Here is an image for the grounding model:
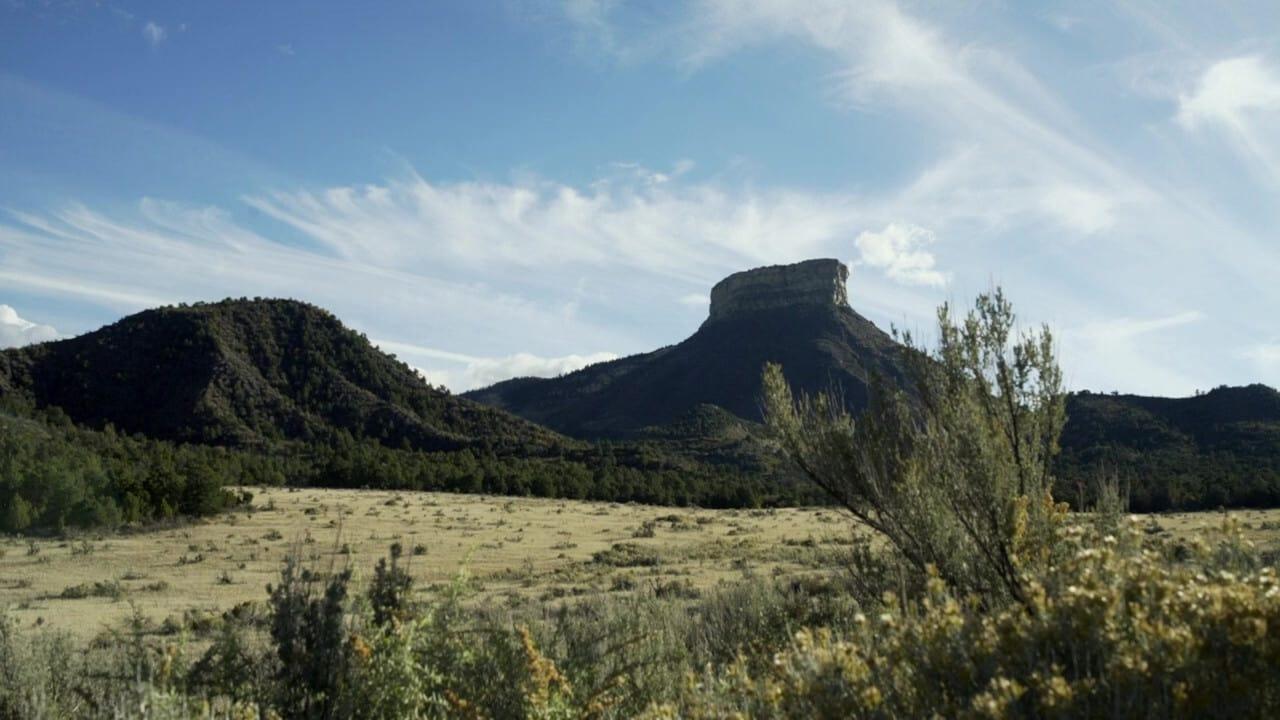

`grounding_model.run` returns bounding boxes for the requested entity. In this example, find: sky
[2,0,1279,395]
